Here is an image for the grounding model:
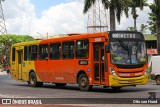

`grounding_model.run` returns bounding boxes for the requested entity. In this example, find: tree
[140,24,147,33]
[147,12,156,34]
[0,34,35,65]
[129,0,148,30]
[83,0,130,31]
[127,26,135,31]
[150,0,160,54]
[127,24,147,33]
